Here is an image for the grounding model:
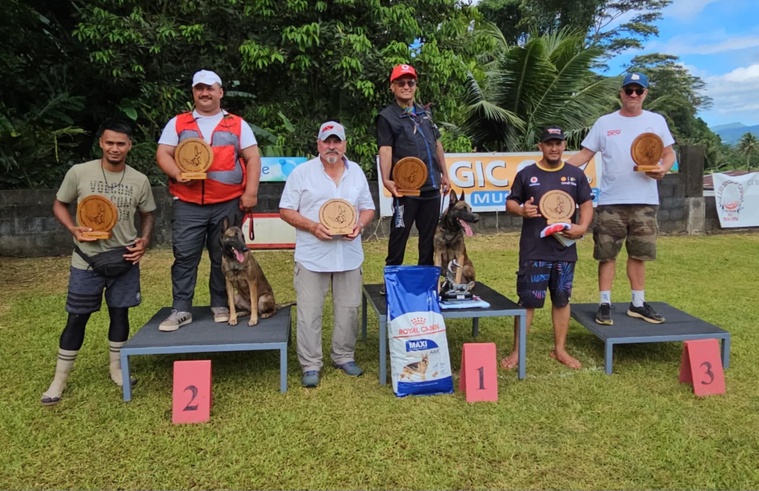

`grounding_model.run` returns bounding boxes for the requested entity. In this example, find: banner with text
[713,171,759,228]
[259,157,308,182]
[377,152,600,216]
